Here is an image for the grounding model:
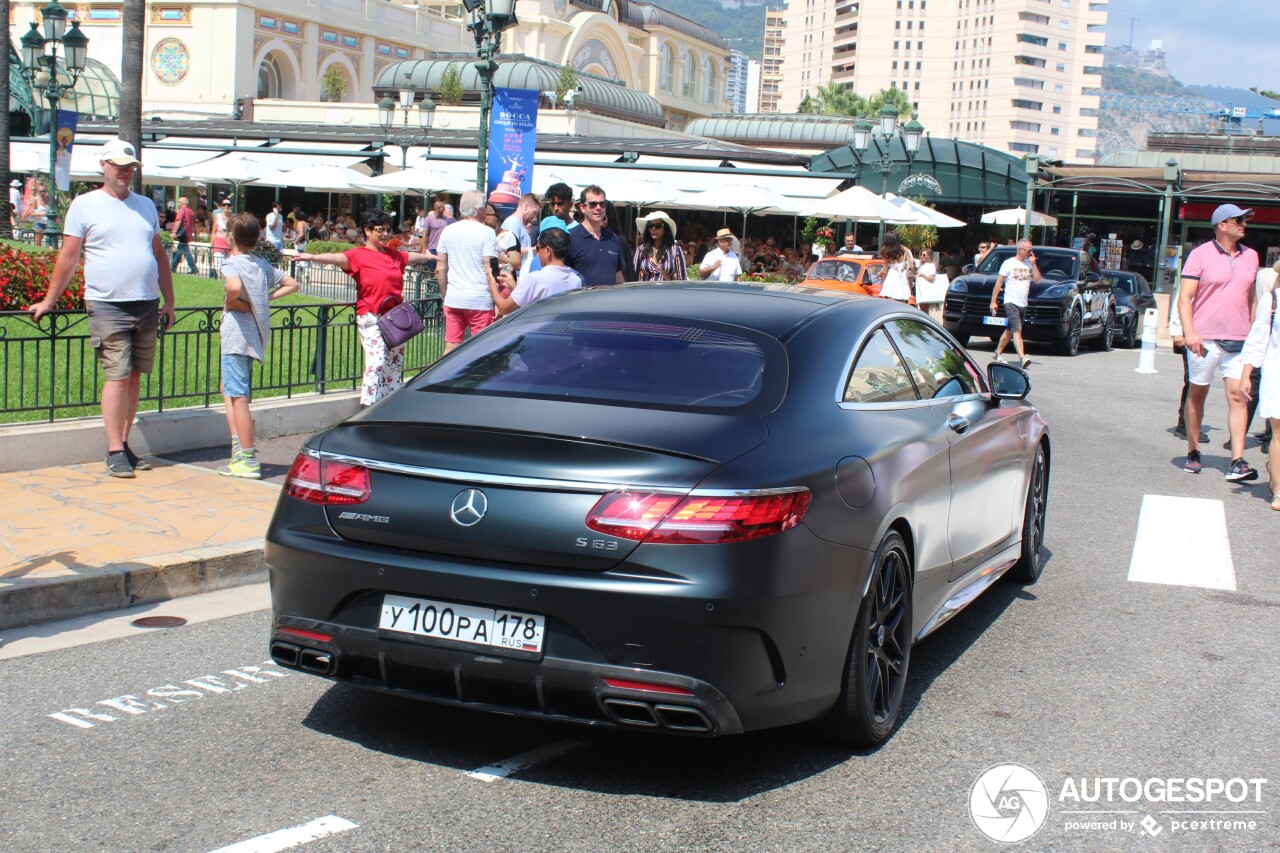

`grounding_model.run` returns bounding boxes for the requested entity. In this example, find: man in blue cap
[1177,203,1260,482]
